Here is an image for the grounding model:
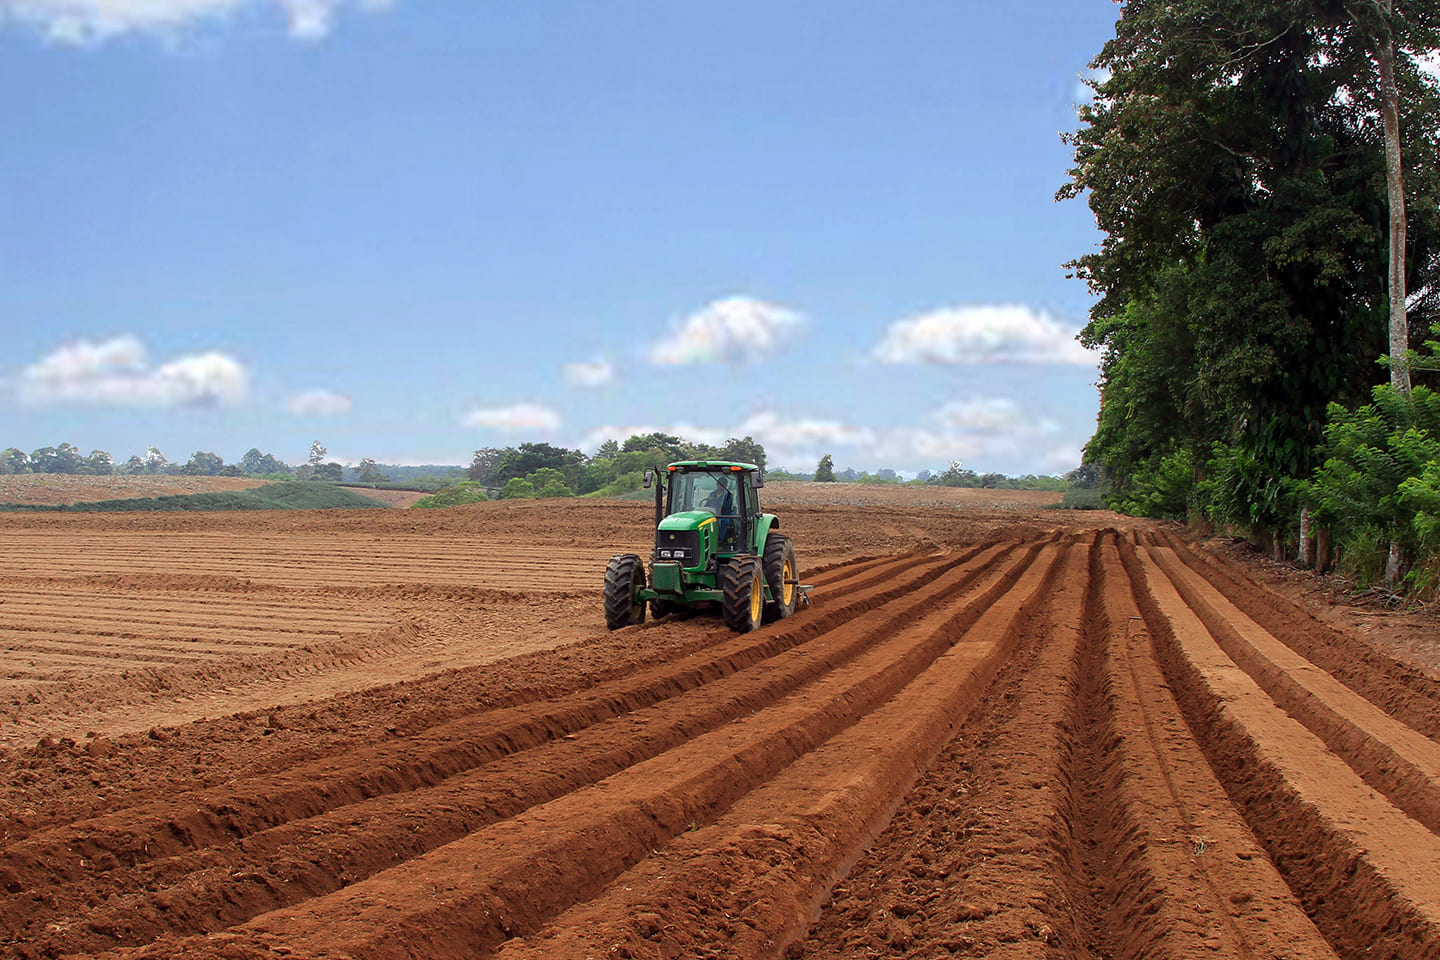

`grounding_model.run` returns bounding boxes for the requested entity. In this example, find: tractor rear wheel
[720,554,764,632]
[603,554,647,630]
[762,533,798,622]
